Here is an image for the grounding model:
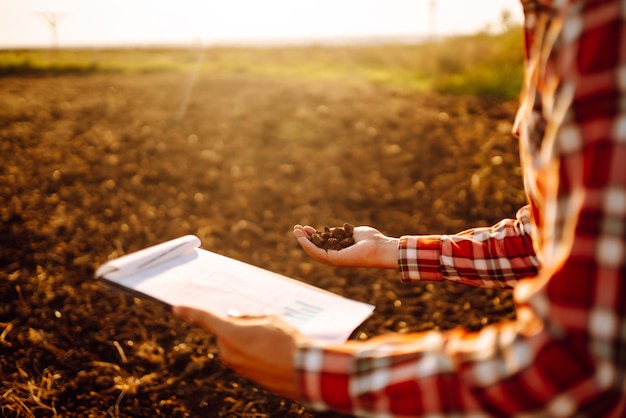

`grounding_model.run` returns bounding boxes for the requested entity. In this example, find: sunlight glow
[0,0,523,48]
